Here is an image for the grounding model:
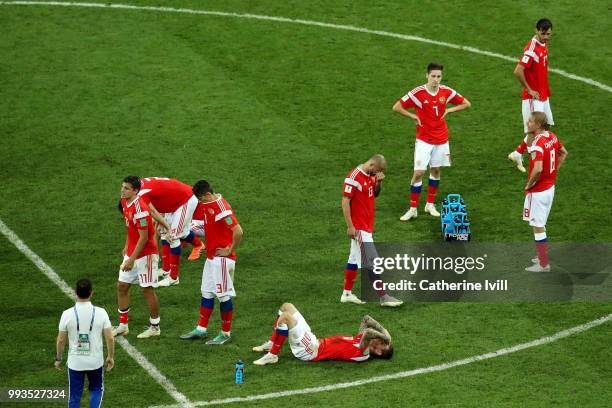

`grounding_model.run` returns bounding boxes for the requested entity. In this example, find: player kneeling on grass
[252,303,392,365]
[522,112,567,272]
